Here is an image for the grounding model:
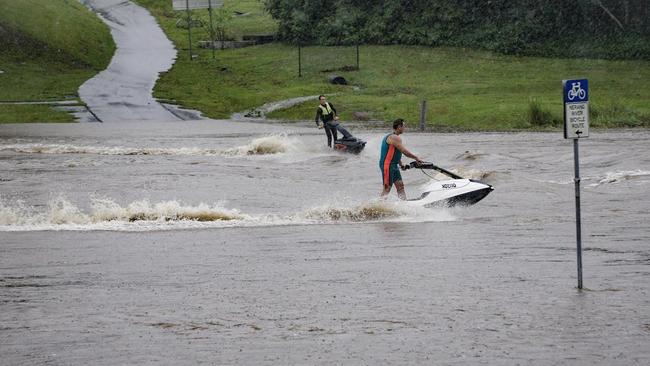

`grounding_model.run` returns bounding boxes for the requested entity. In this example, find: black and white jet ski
[326,123,366,154]
[403,161,493,207]
[334,136,366,154]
